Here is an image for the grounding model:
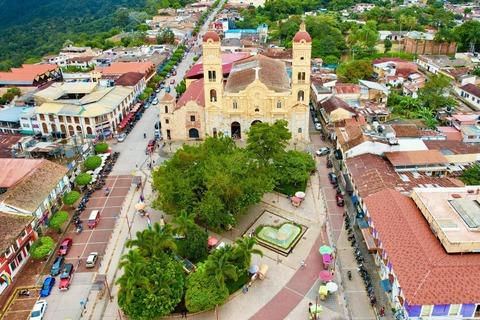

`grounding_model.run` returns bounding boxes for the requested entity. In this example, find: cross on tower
[253,66,262,80]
